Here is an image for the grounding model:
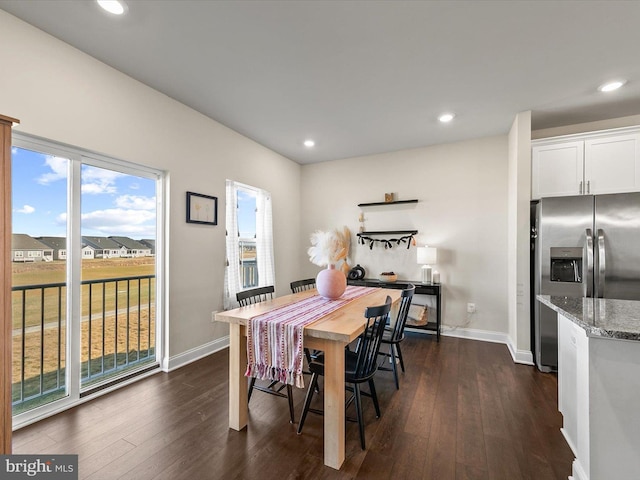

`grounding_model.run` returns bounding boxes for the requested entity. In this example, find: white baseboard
[166,336,229,372]
[169,327,534,374]
[572,459,588,480]
[441,326,534,366]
